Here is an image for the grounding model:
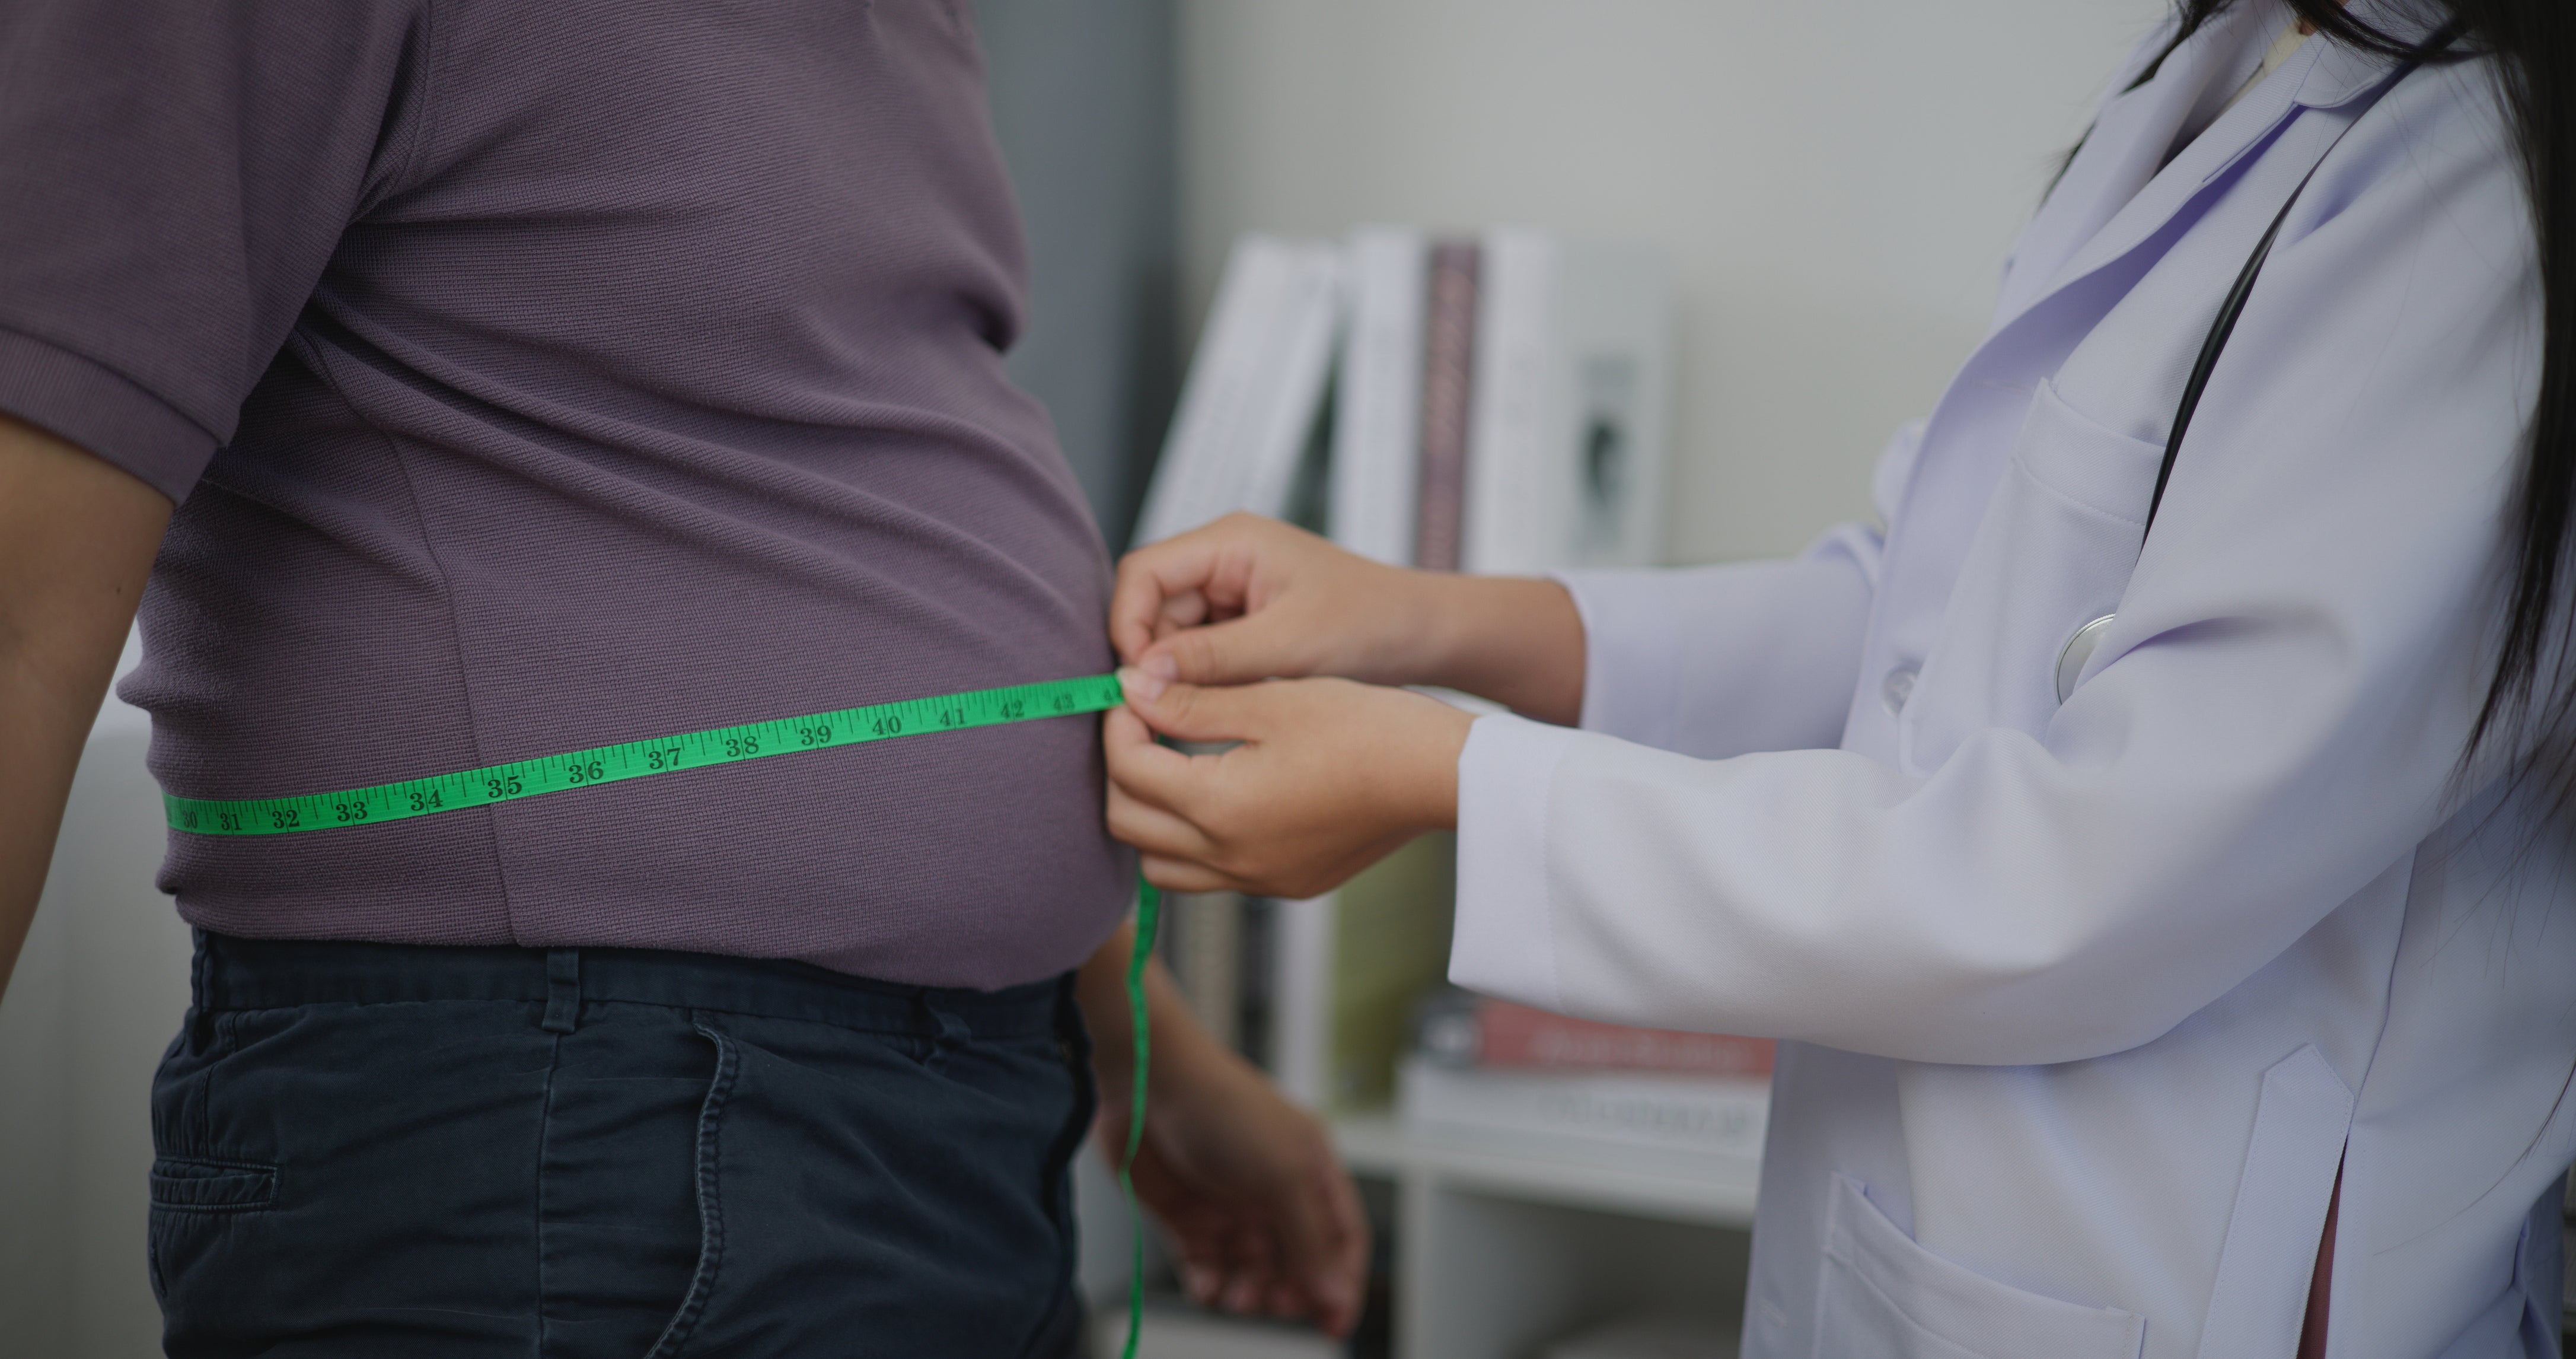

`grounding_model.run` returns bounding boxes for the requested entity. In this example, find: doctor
[1103,2,2575,1356]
